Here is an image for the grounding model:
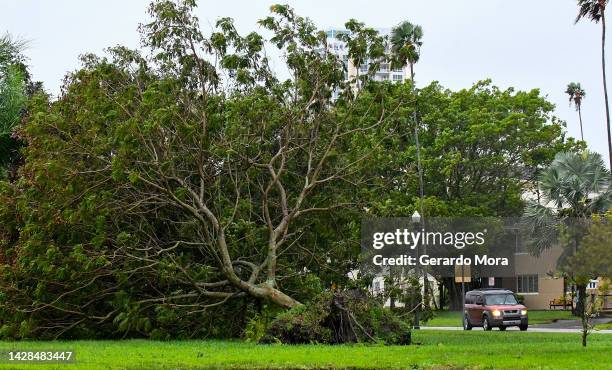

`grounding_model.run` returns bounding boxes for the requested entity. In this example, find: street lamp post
[461,264,465,329]
[412,210,421,329]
